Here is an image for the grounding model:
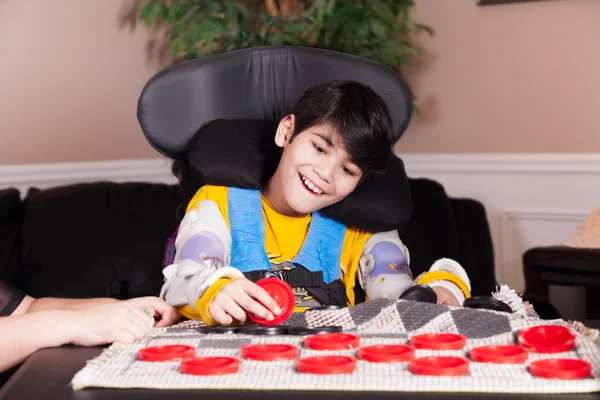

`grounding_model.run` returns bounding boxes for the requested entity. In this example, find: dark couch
[0,177,557,314]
